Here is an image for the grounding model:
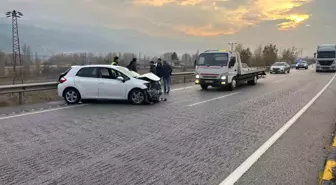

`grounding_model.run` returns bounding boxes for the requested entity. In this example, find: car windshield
[197,53,229,66]
[298,61,307,64]
[273,62,286,66]
[317,51,336,58]
[116,66,140,78]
